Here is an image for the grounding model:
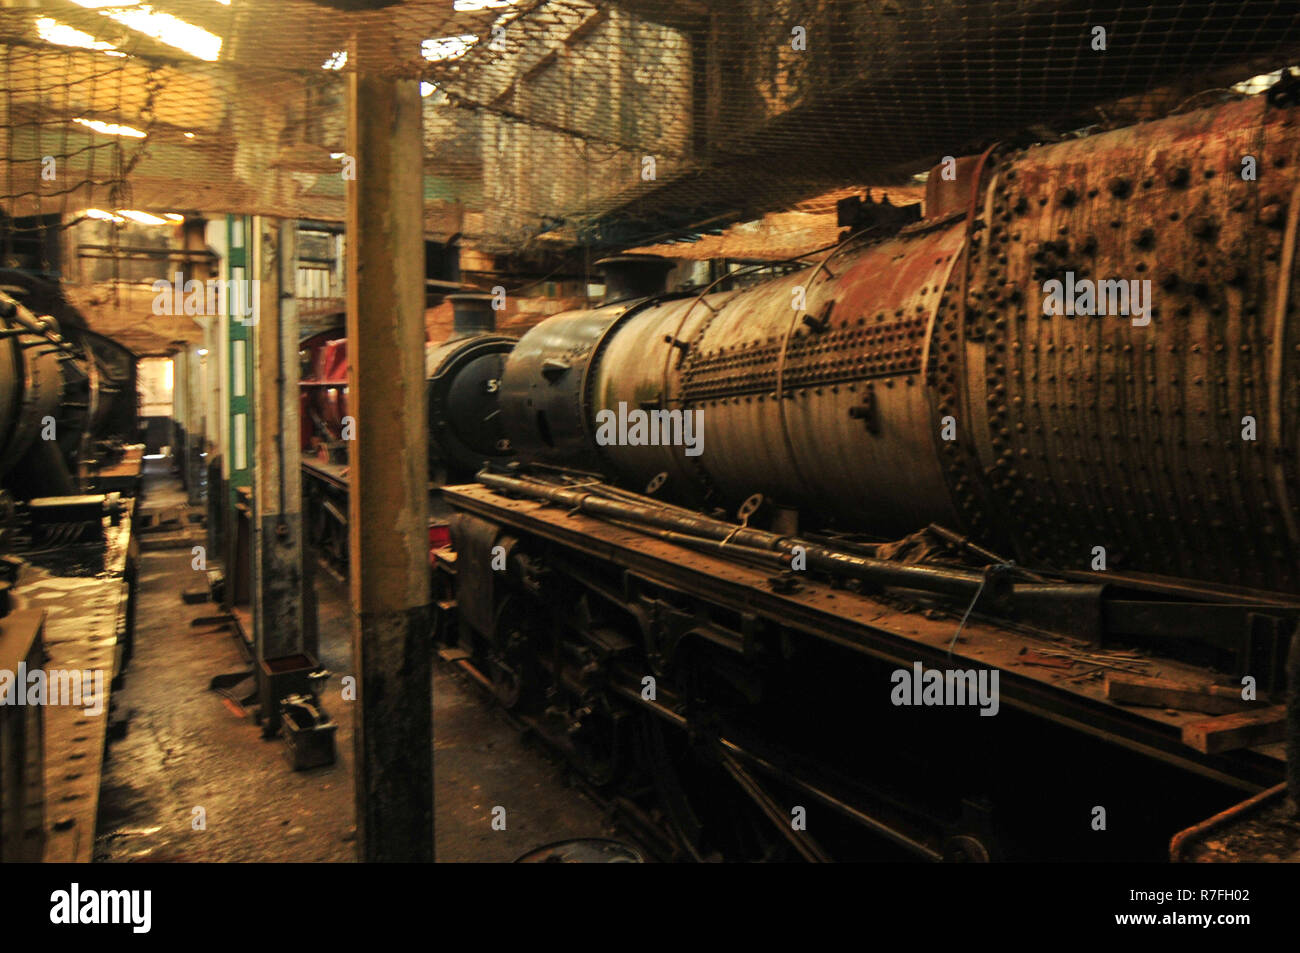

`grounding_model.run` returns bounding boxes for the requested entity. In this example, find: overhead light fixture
[183,131,196,139]
[81,208,180,225]
[422,35,476,62]
[420,82,436,97]
[77,4,223,62]
[1232,69,1287,96]
[322,50,347,71]
[35,17,125,56]
[197,348,209,357]
[117,209,169,225]
[73,117,147,138]
[329,151,345,159]
[454,0,518,11]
